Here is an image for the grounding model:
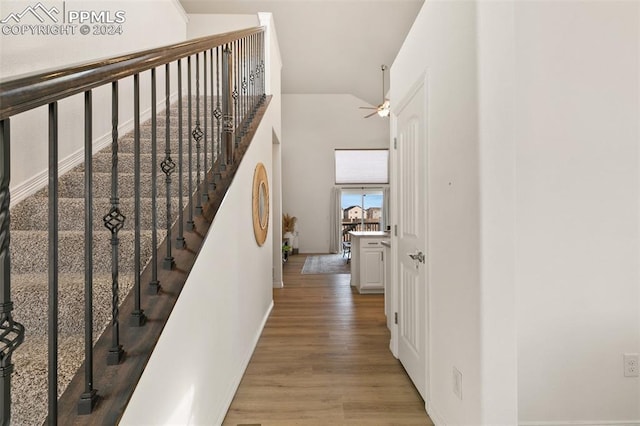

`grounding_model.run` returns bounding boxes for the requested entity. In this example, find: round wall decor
[252,162,269,246]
